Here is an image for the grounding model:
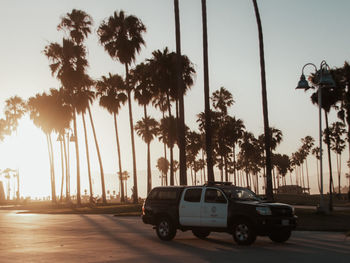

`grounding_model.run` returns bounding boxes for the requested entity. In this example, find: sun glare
[0,116,50,199]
